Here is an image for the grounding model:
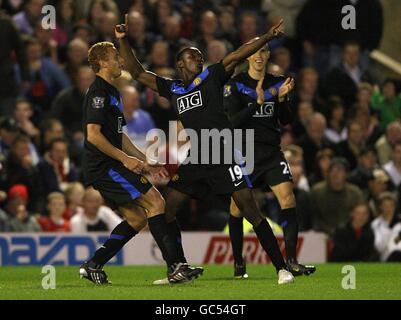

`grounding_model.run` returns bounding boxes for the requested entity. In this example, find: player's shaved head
[176,47,203,63]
